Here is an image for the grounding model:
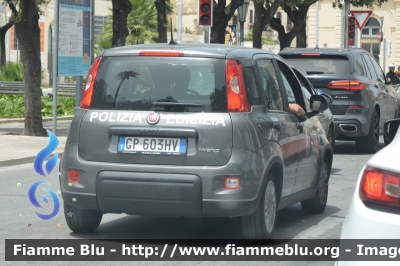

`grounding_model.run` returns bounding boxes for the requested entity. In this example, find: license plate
[315,89,322,95]
[118,137,187,155]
